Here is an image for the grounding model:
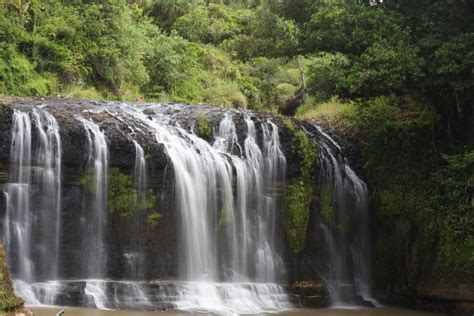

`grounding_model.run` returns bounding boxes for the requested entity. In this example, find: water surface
[30,307,444,316]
